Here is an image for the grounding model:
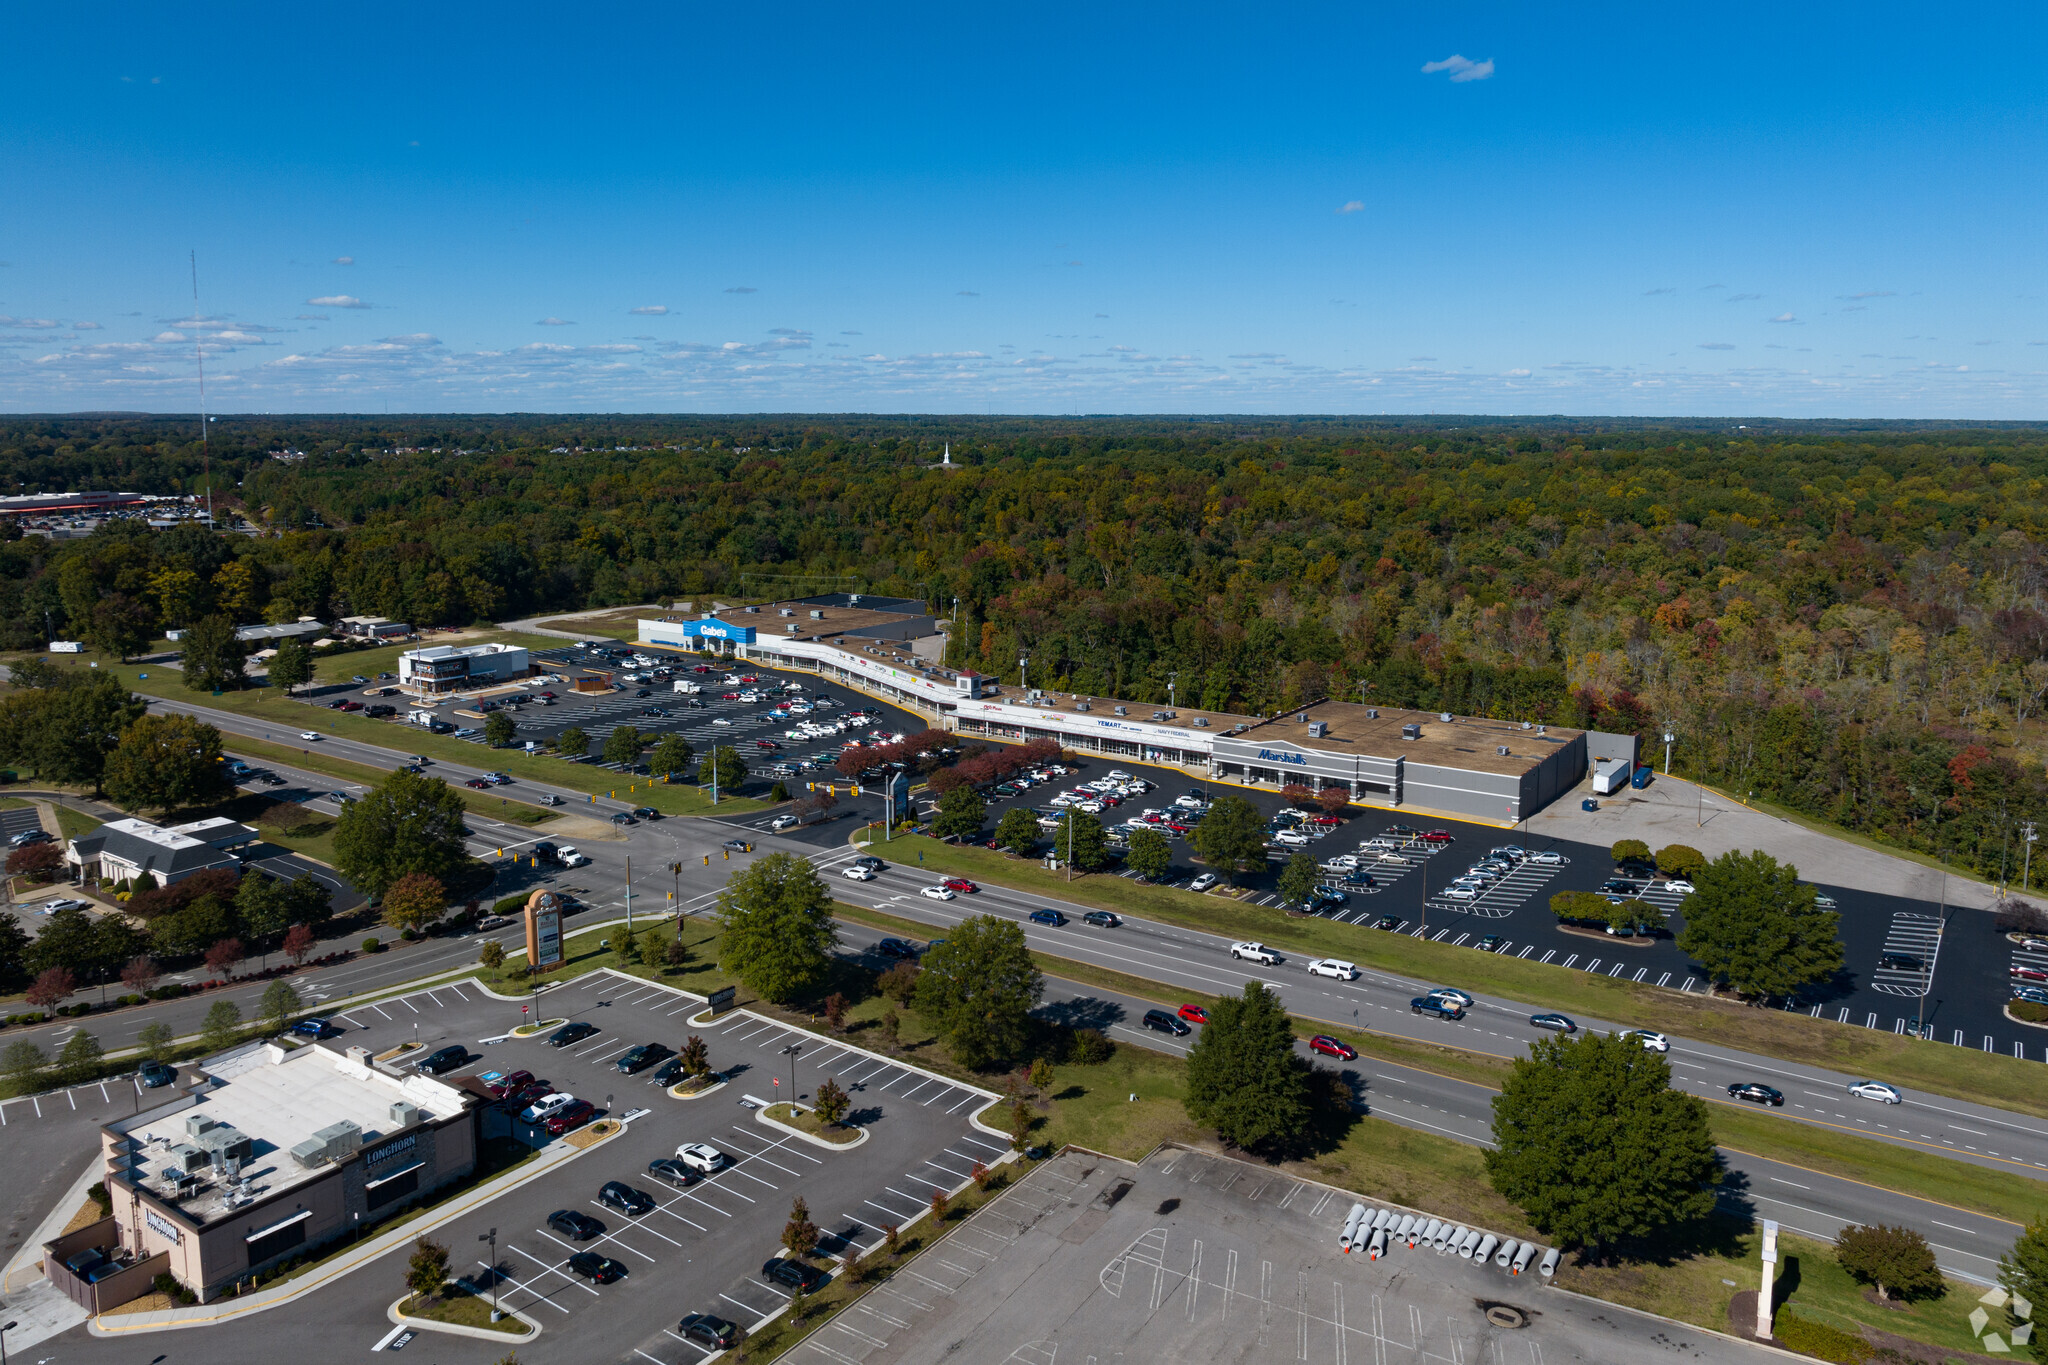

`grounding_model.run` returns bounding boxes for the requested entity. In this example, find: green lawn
[6,643,762,818]
[877,833,2048,1119]
[51,804,101,839]
[399,1290,531,1335]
